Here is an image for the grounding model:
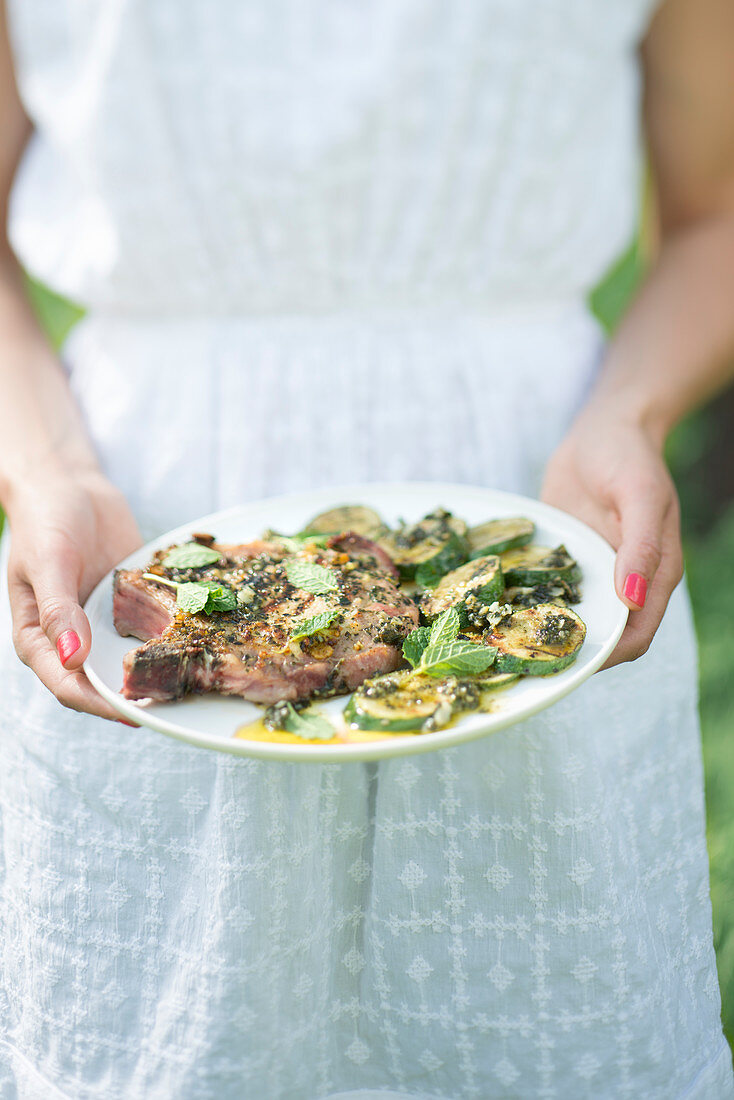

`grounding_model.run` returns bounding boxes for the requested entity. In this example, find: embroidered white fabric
[2,1,733,1098]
